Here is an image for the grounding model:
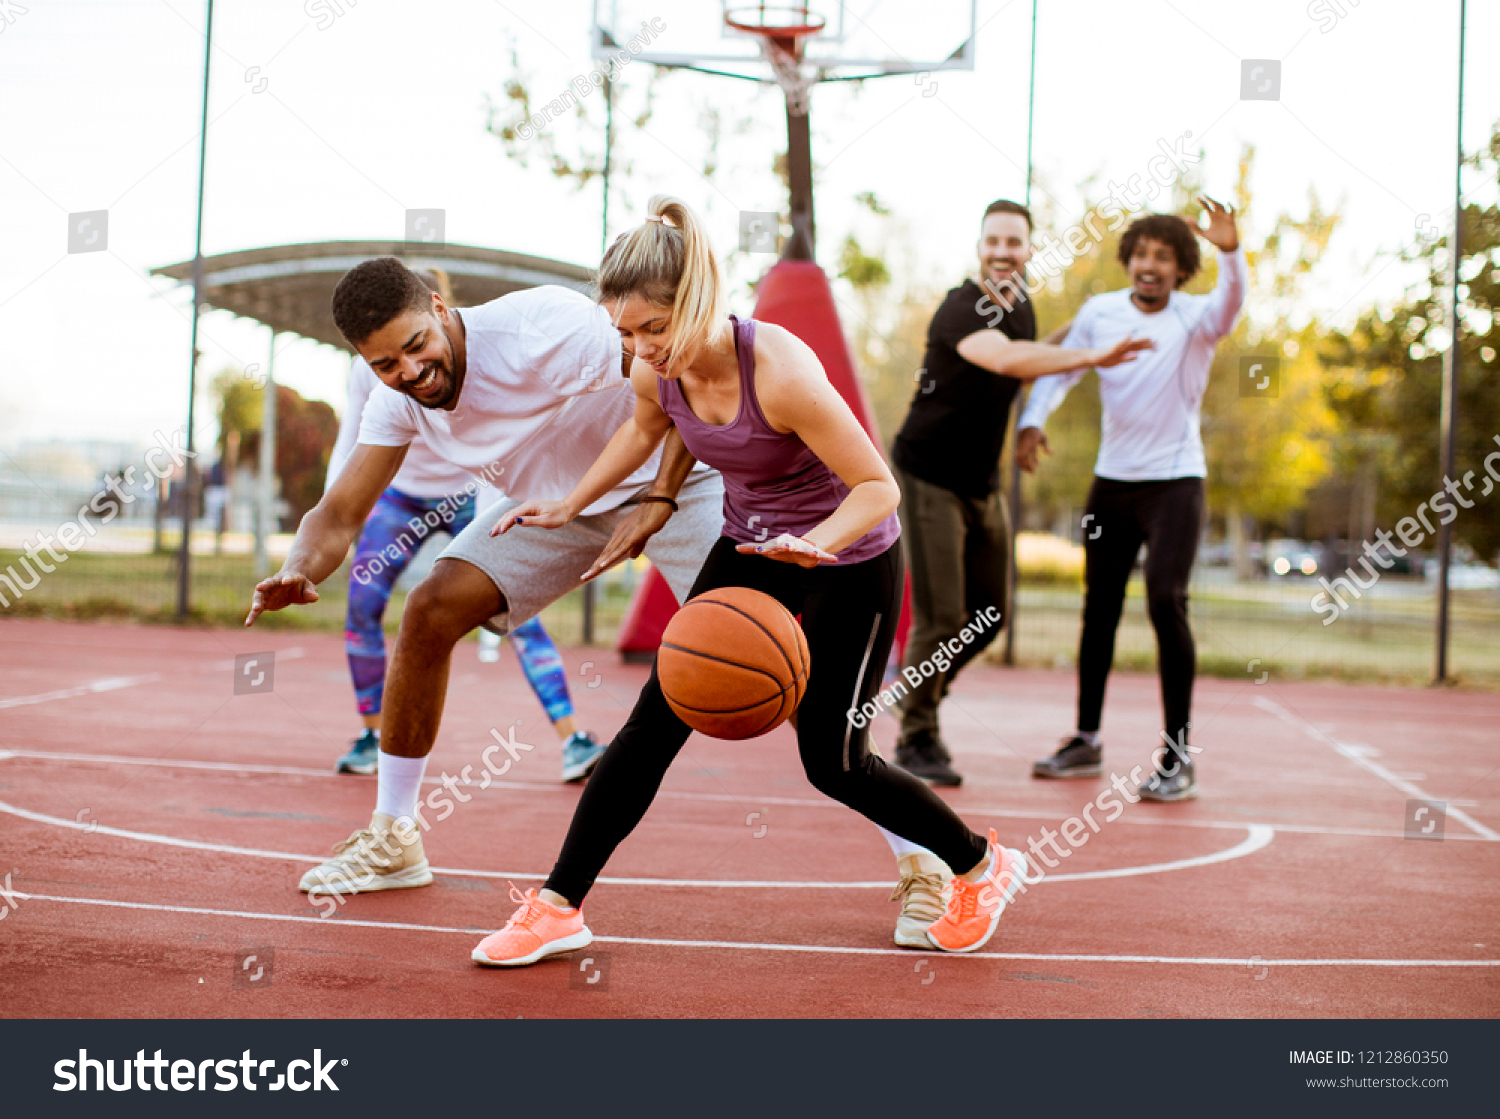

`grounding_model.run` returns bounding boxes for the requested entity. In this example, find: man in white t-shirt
[1018,200,1246,801]
[245,257,726,897]
[325,269,606,784]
